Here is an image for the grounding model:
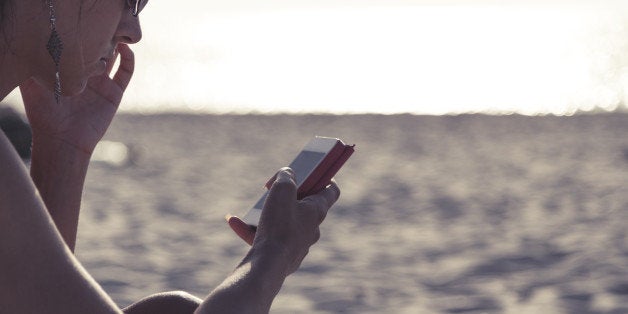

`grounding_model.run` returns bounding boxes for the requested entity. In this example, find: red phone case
[264,138,355,199]
[299,141,354,199]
